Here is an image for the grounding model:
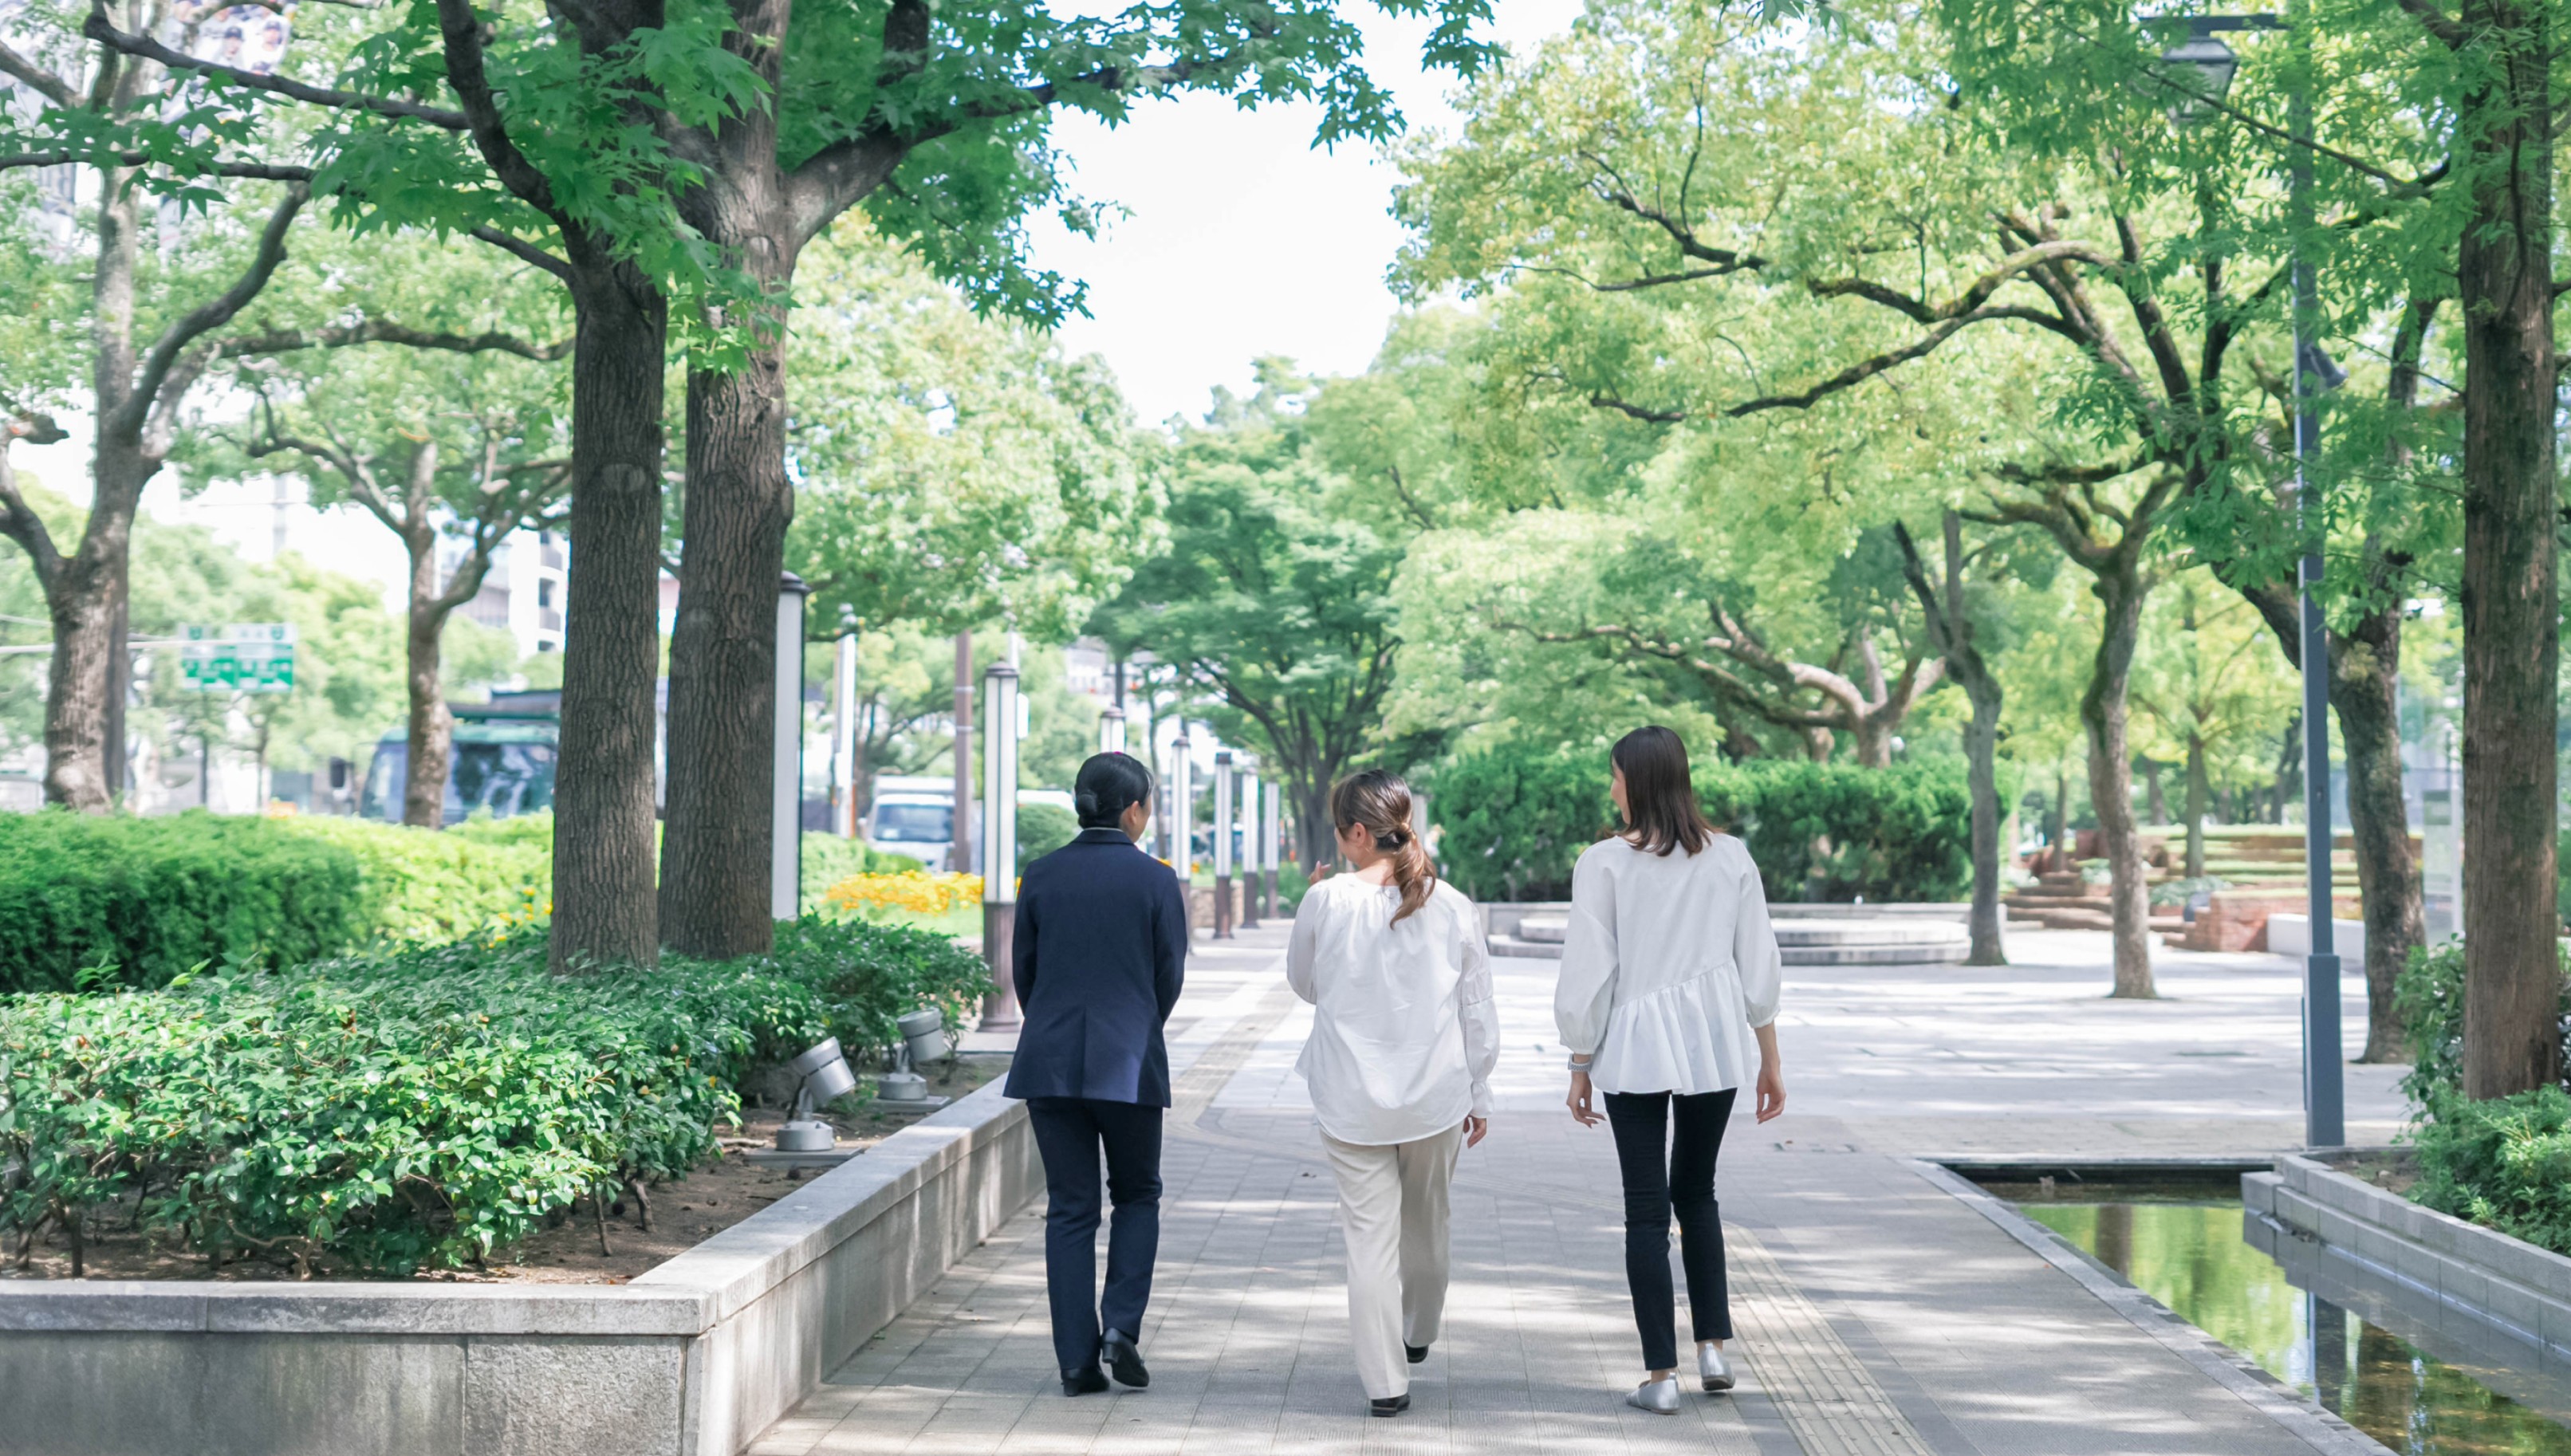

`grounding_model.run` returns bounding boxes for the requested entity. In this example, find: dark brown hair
[1329,769,1437,924]
[1612,726,1716,857]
